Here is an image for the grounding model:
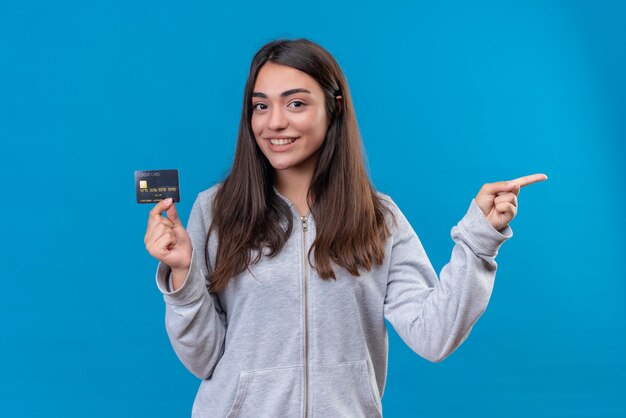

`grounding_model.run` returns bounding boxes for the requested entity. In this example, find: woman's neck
[274,168,312,218]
